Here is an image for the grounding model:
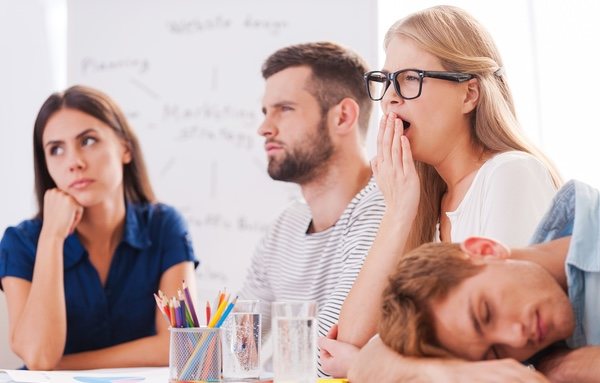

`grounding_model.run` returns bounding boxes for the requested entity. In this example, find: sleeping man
[376,180,600,383]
